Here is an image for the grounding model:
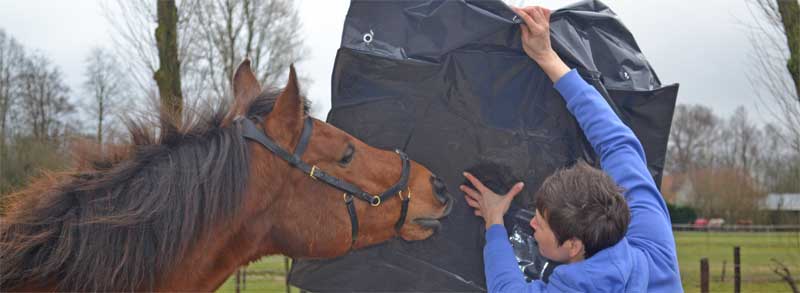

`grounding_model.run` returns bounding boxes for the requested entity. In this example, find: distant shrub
[667,202,697,224]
